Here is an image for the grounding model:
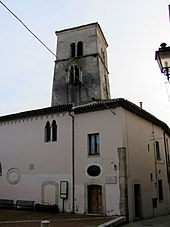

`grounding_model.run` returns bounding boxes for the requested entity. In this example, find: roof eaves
[74,98,170,136]
[0,104,73,122]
